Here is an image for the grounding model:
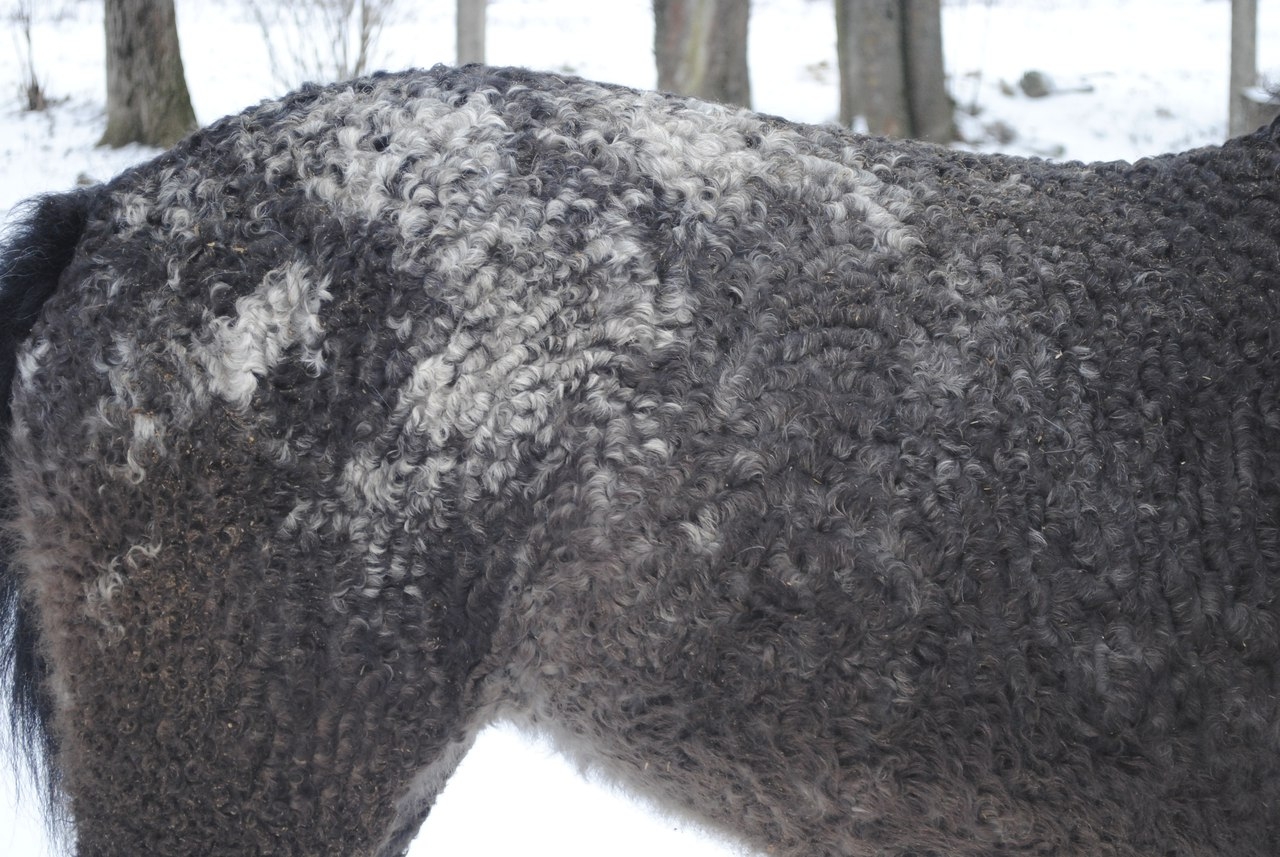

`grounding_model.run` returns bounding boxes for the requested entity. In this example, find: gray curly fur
[2,64,1280,856]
